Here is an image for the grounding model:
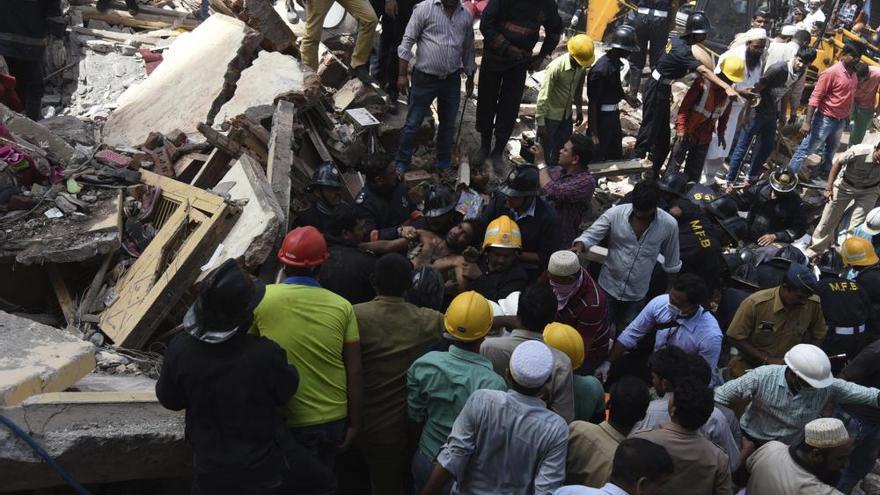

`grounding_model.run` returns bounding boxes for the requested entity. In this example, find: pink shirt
[809,61,858,120]
[854,66,880,109]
